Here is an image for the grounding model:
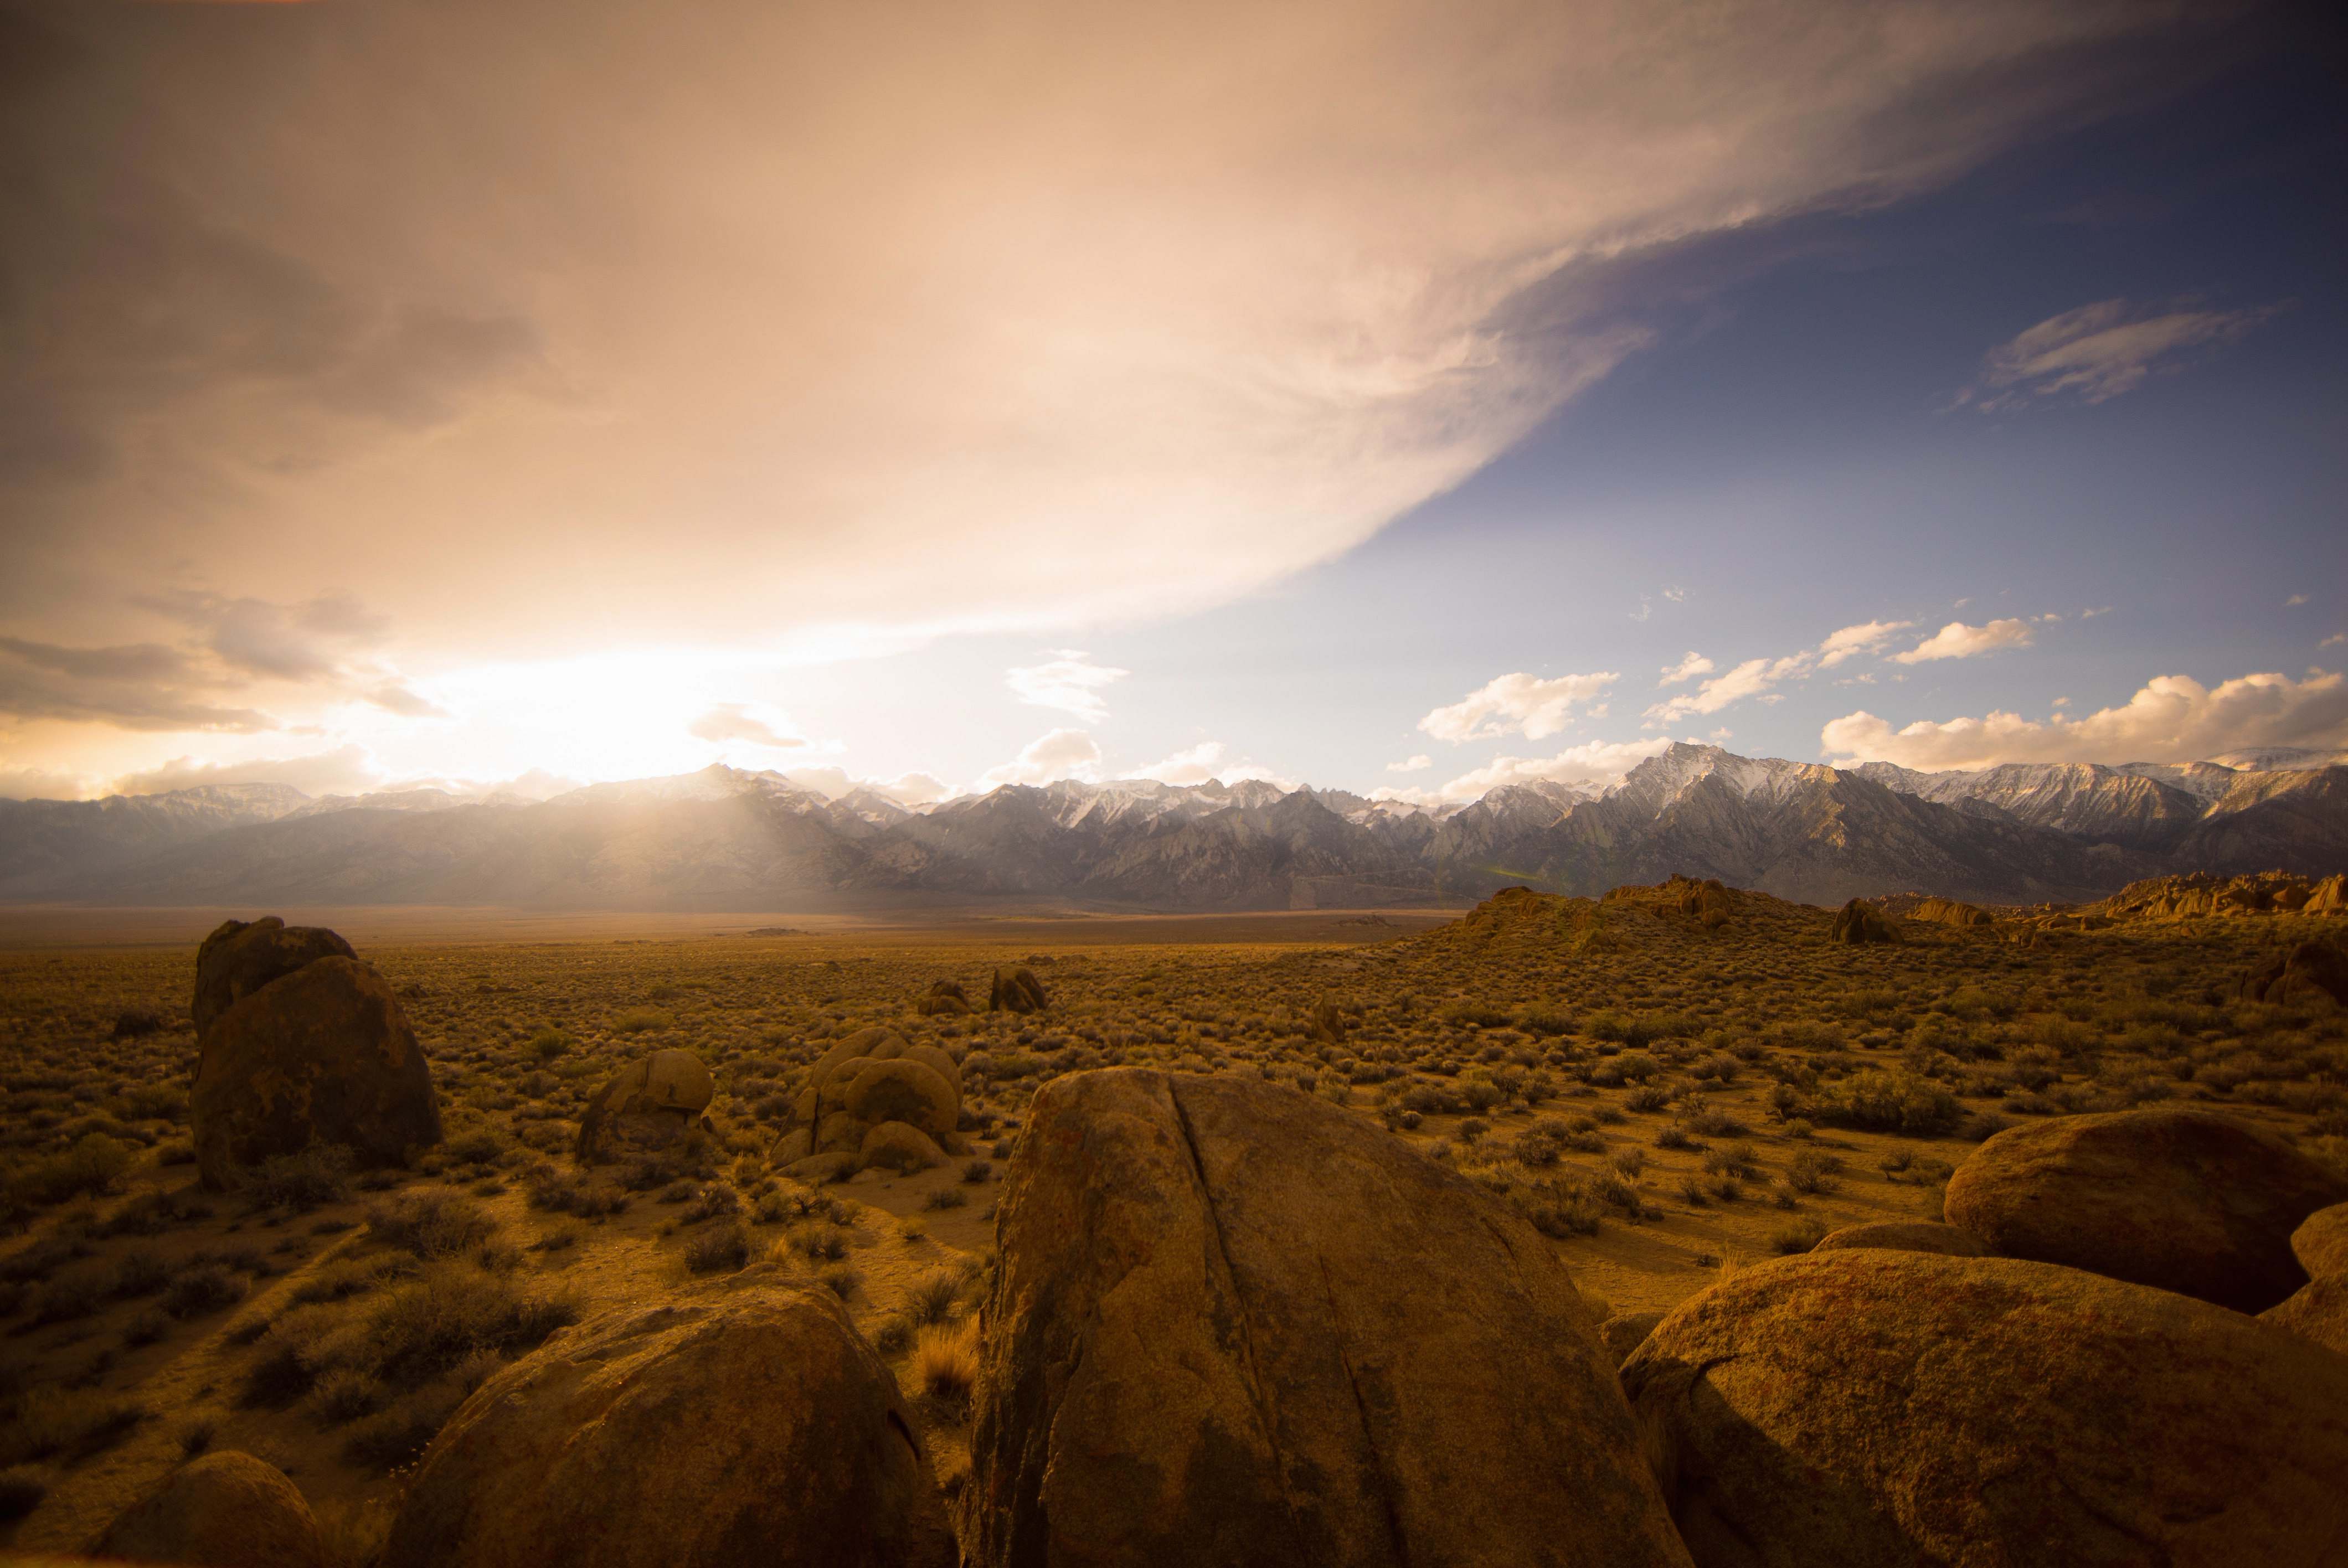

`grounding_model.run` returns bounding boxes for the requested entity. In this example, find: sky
[2,0,2342,806]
